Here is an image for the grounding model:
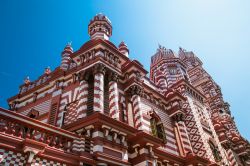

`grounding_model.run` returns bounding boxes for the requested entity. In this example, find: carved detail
[173,112,184,122]
[93,63,106,75]
[108,72,119,82]
[128,85,143,96]
[78,70,90,81]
